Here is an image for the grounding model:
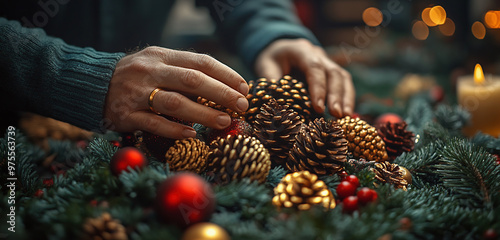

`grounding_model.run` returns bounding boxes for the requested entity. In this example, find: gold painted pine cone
[287,118,348,175]
[207,135,271,184]
[197,97,244,119]
[272,171,336,210]
[253,98,302,167]
[246,75,316,123]
[165,138,209,174]
[81,212,128,240]
[337,116,389,162]
[371,161,408,191]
